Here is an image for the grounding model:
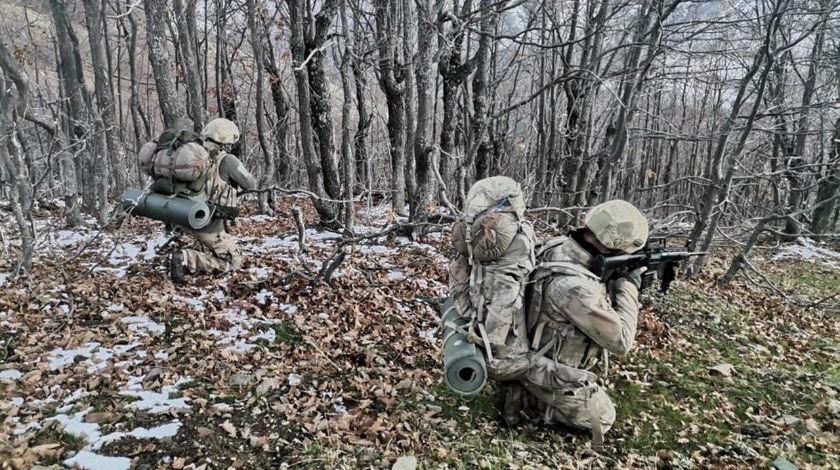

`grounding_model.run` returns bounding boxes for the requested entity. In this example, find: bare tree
[144,0,190,130]
[287,0,337,223]
[173,0,206,131]
[0,37,34,272]
[375,0,407,213]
